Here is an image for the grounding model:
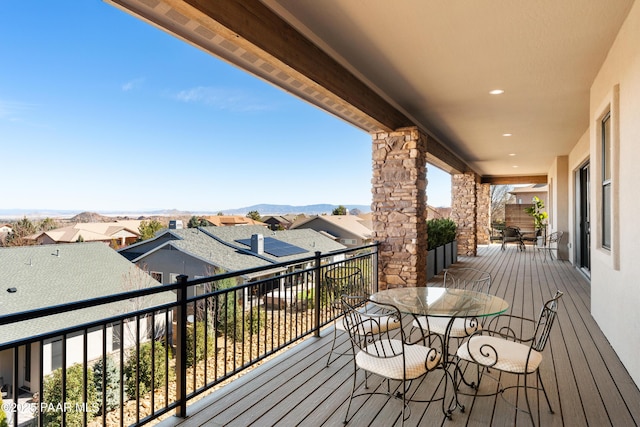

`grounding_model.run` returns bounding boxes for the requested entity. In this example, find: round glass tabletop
[370,287,509,318]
